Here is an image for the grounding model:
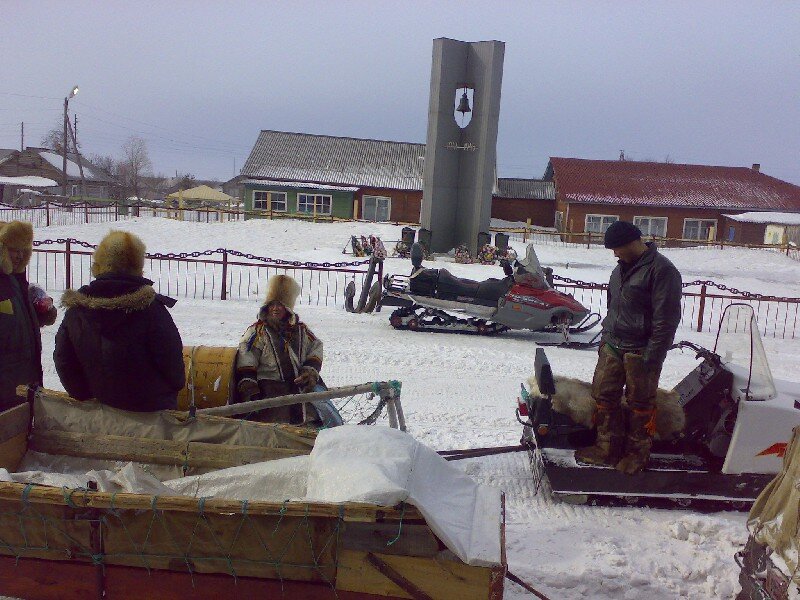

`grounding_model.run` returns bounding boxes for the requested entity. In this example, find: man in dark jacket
[575,221,682,474]
[54,230,185,411]
[0,221,57,410]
